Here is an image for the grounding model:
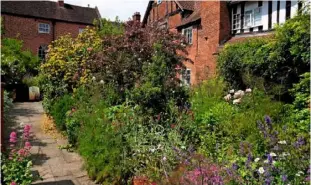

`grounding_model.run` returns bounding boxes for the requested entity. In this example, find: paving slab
[6,102,97,185]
